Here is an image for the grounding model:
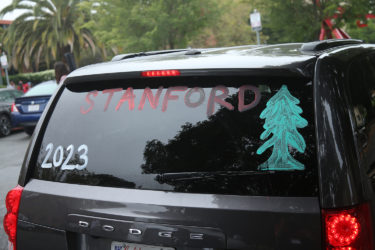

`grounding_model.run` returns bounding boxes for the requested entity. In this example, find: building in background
[0,19,12,29]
